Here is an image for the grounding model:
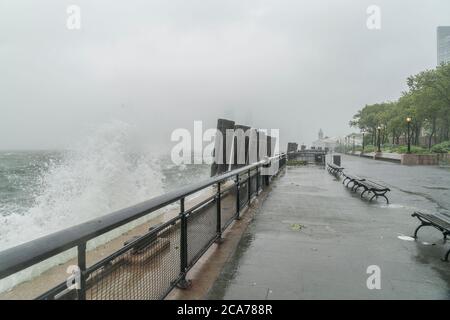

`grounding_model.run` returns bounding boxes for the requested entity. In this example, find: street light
[377,126,382,153]
[406,117,412,154]
[352,134,355,153]
[361,129,366,154]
